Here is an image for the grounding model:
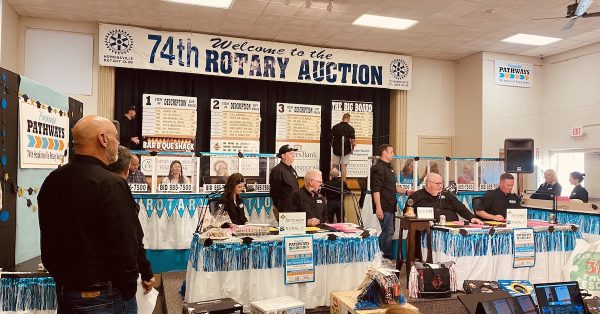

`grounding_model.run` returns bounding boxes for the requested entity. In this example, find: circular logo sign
[390,59,409,80]
[105,29,133,54]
